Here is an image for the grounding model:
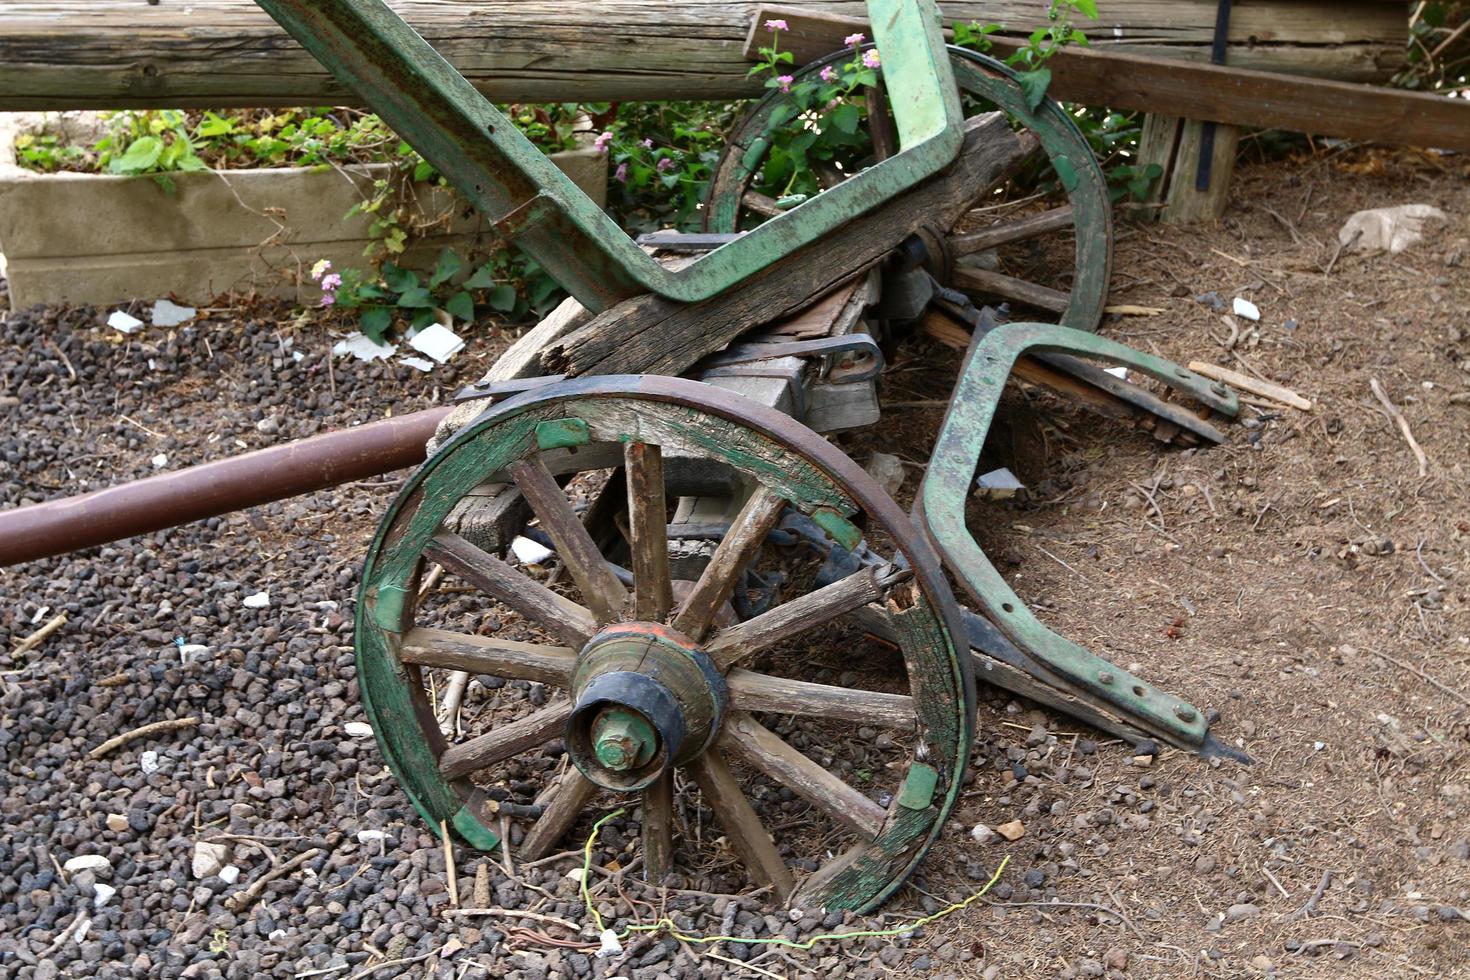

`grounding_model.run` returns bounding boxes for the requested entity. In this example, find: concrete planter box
[0,146,606,310]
